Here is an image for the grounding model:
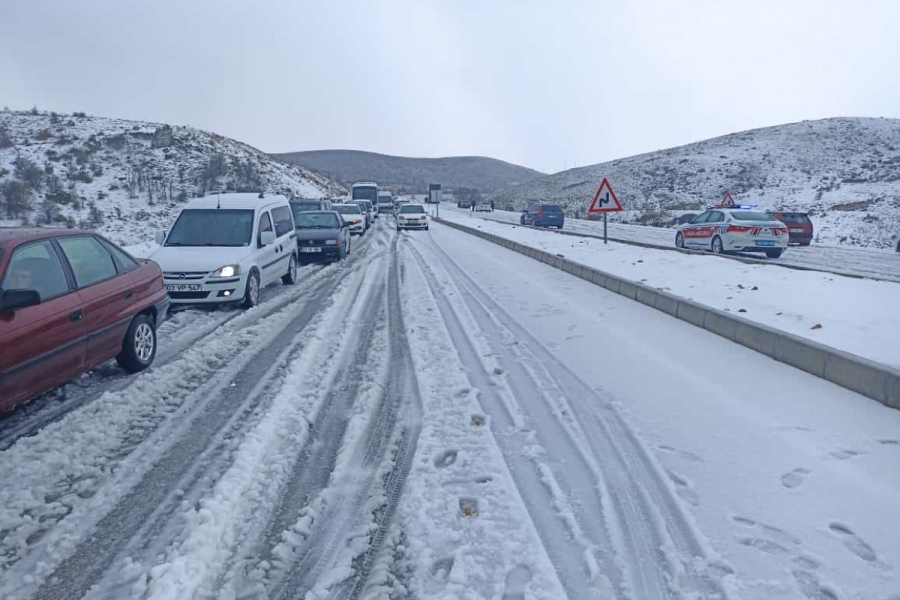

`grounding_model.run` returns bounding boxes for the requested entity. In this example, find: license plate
[300,247,322,253]
[755,240,775,247]
[790,228,803,233]
[166,283,202,292]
